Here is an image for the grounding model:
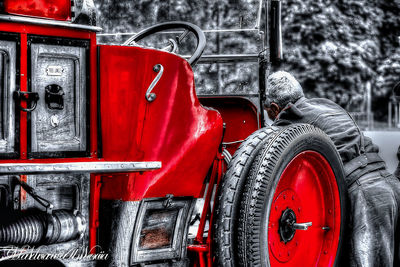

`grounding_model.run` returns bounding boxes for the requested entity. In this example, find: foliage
[95,0,400,120]
[280,0,400,117]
